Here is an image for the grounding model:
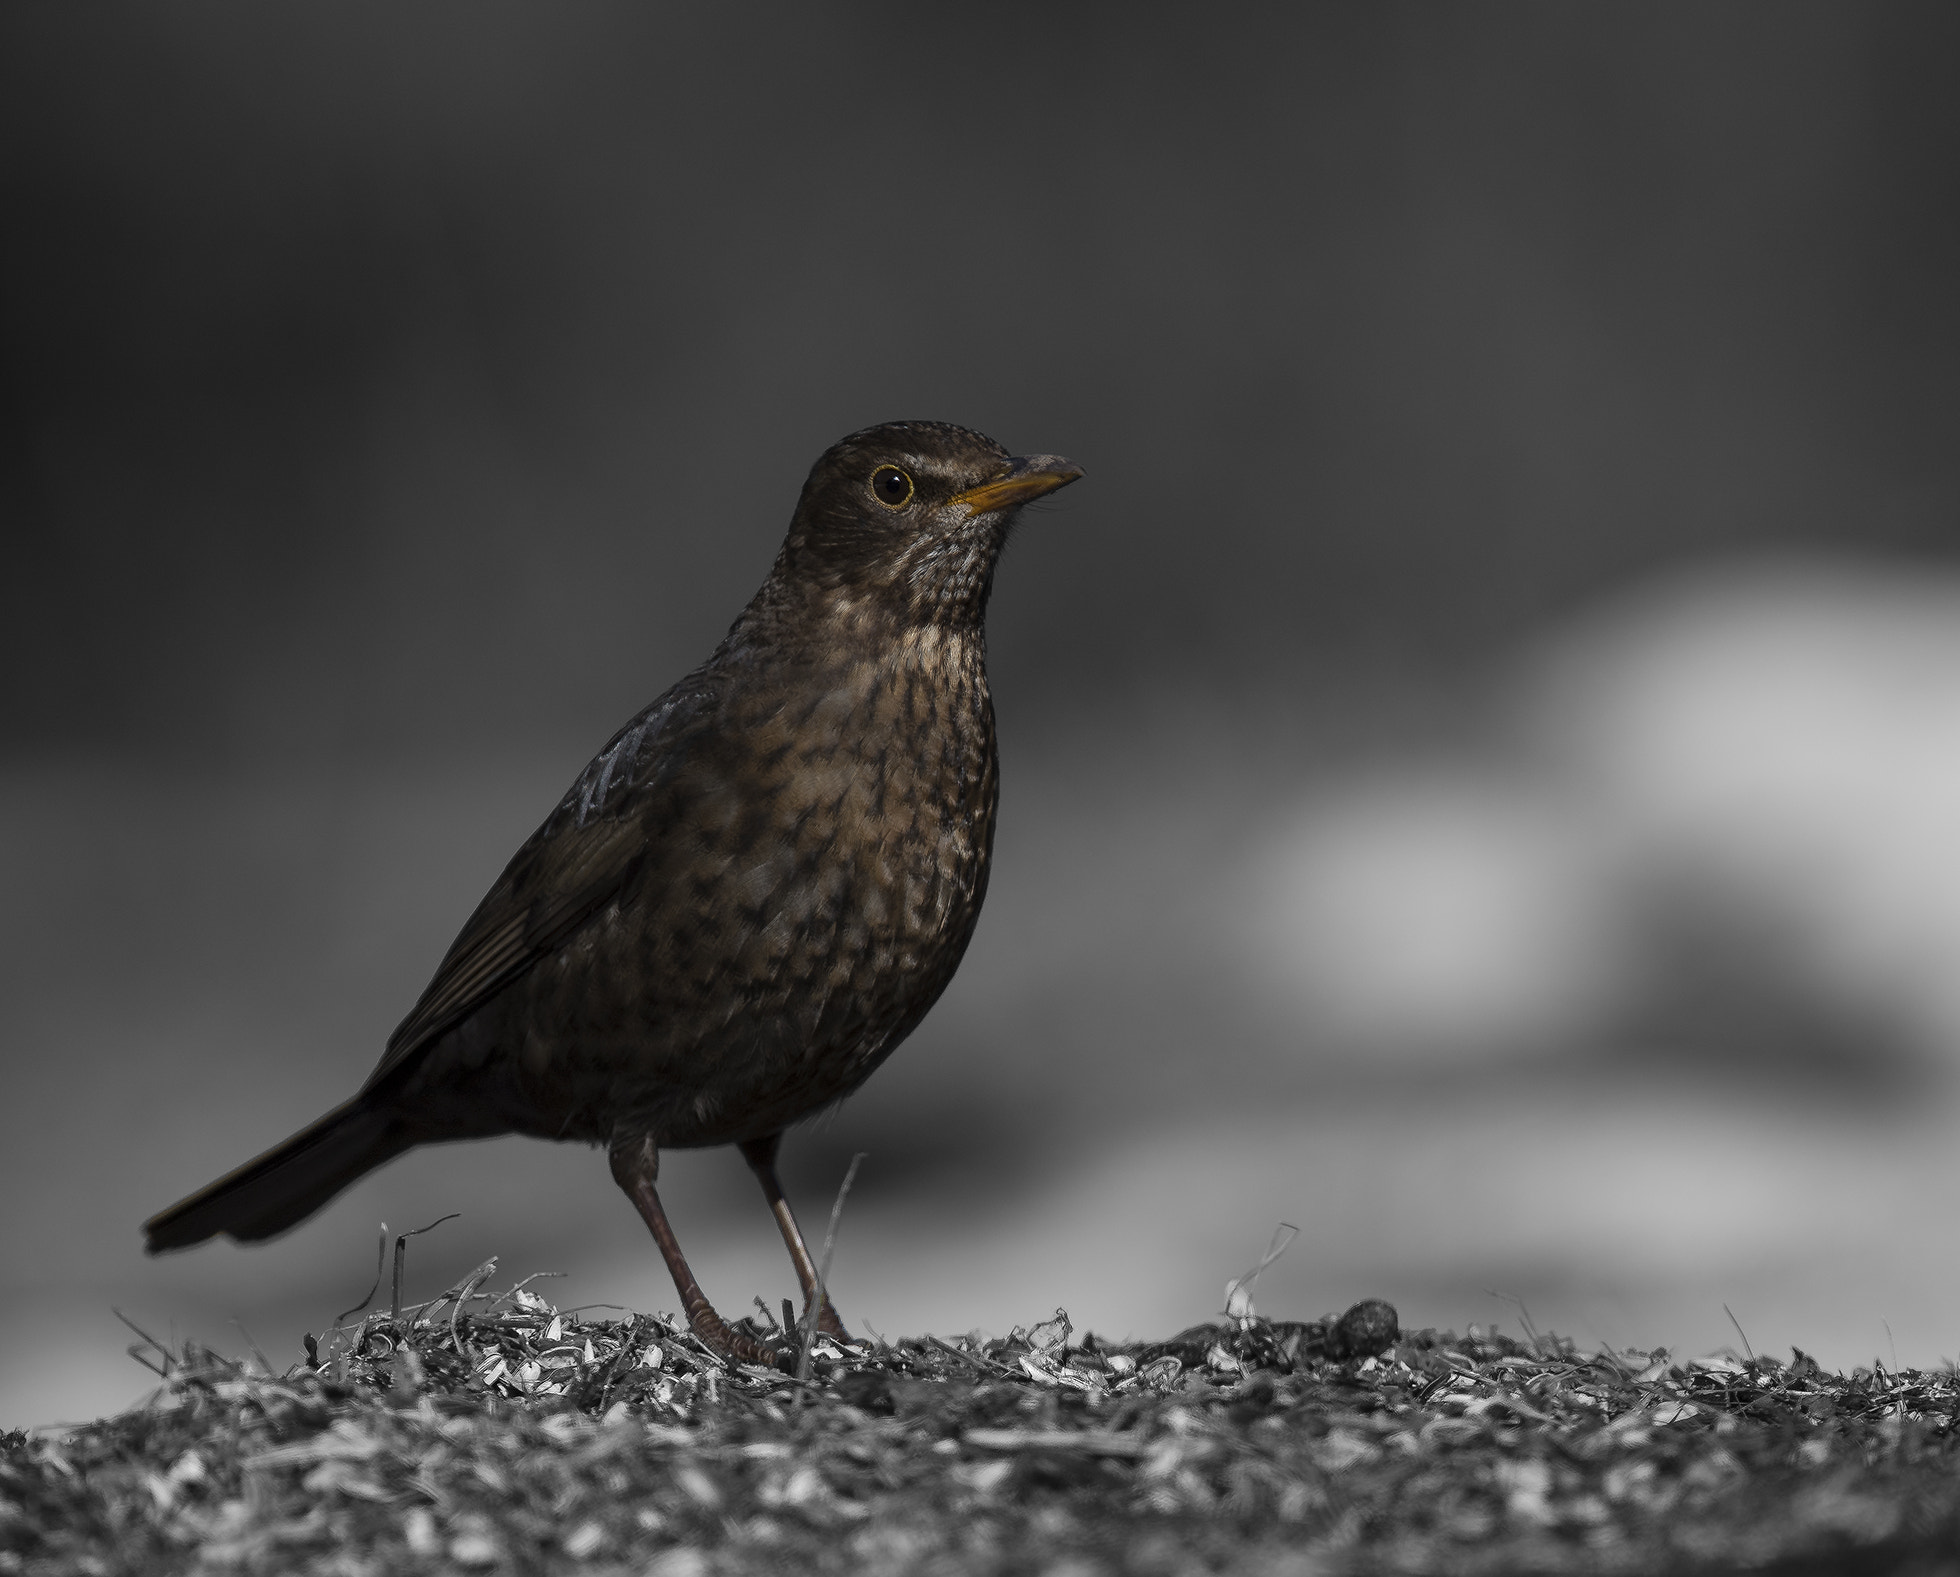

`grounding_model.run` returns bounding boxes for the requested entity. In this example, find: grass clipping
[5,1271,1960,1575]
